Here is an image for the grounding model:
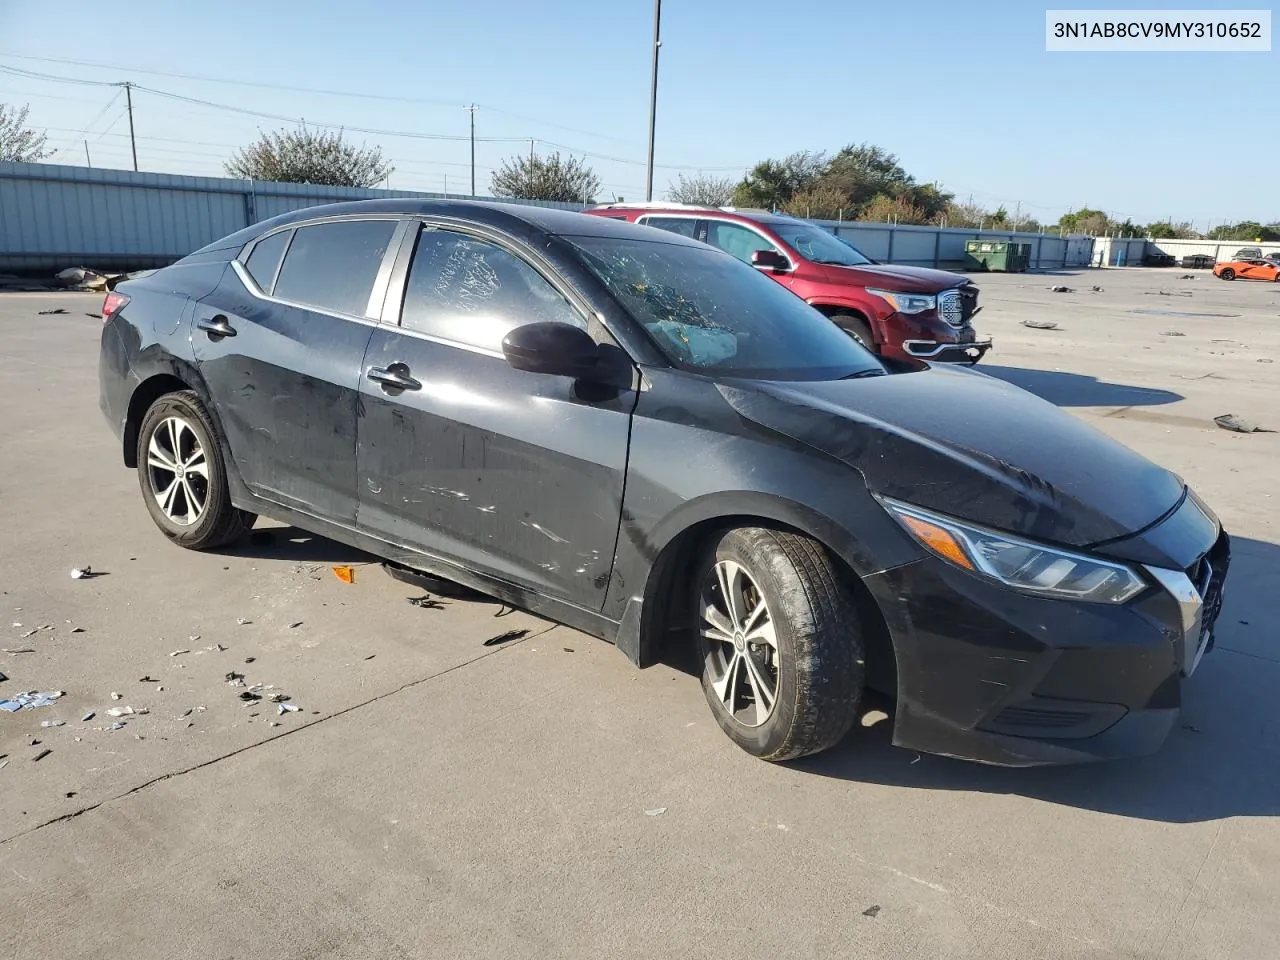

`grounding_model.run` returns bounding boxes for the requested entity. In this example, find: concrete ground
[0,267,1277,959]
